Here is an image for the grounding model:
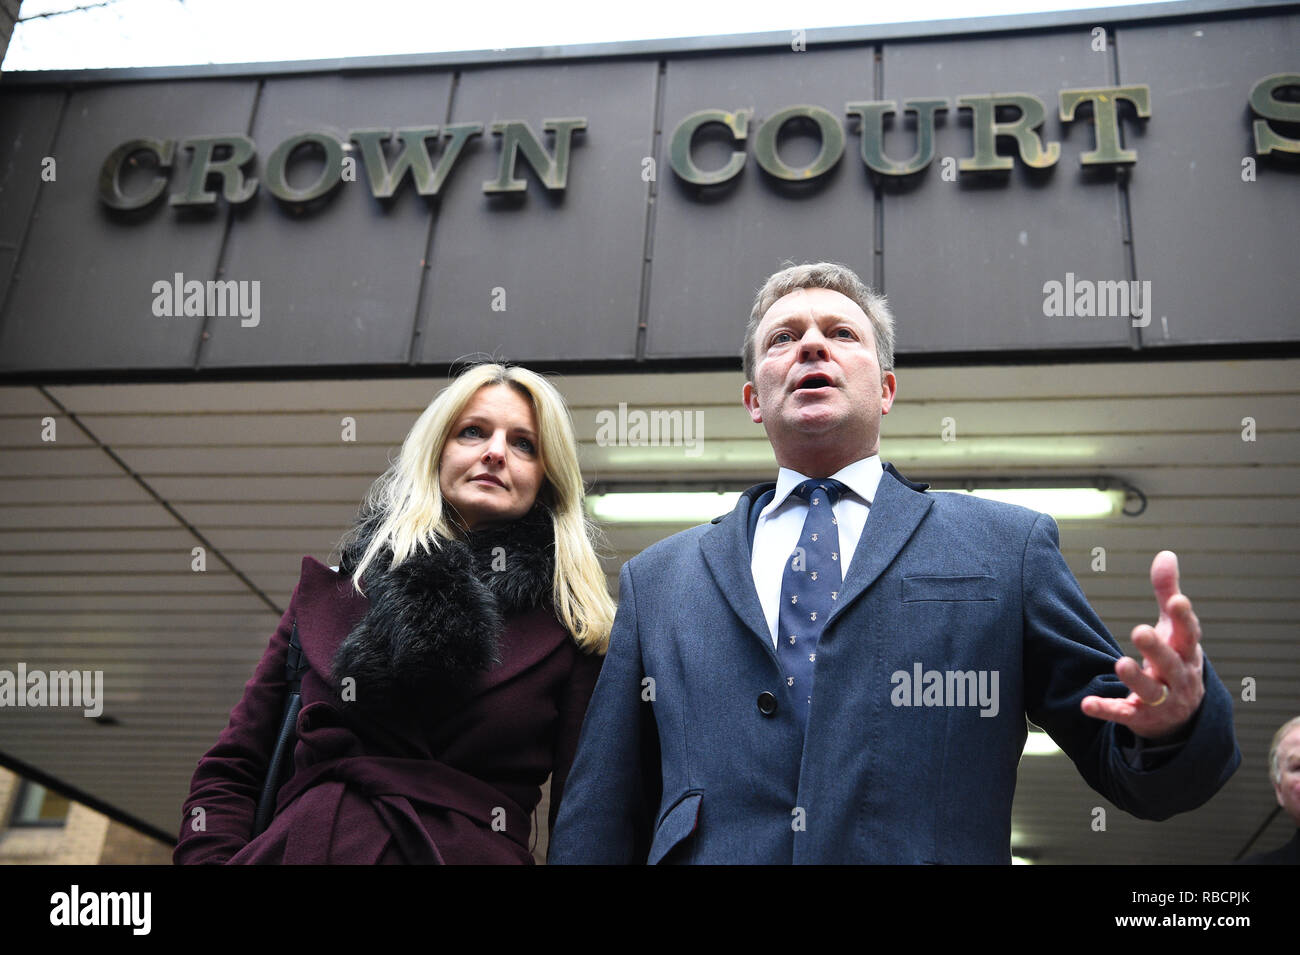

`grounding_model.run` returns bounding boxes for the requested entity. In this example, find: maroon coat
[174,555,602,864]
